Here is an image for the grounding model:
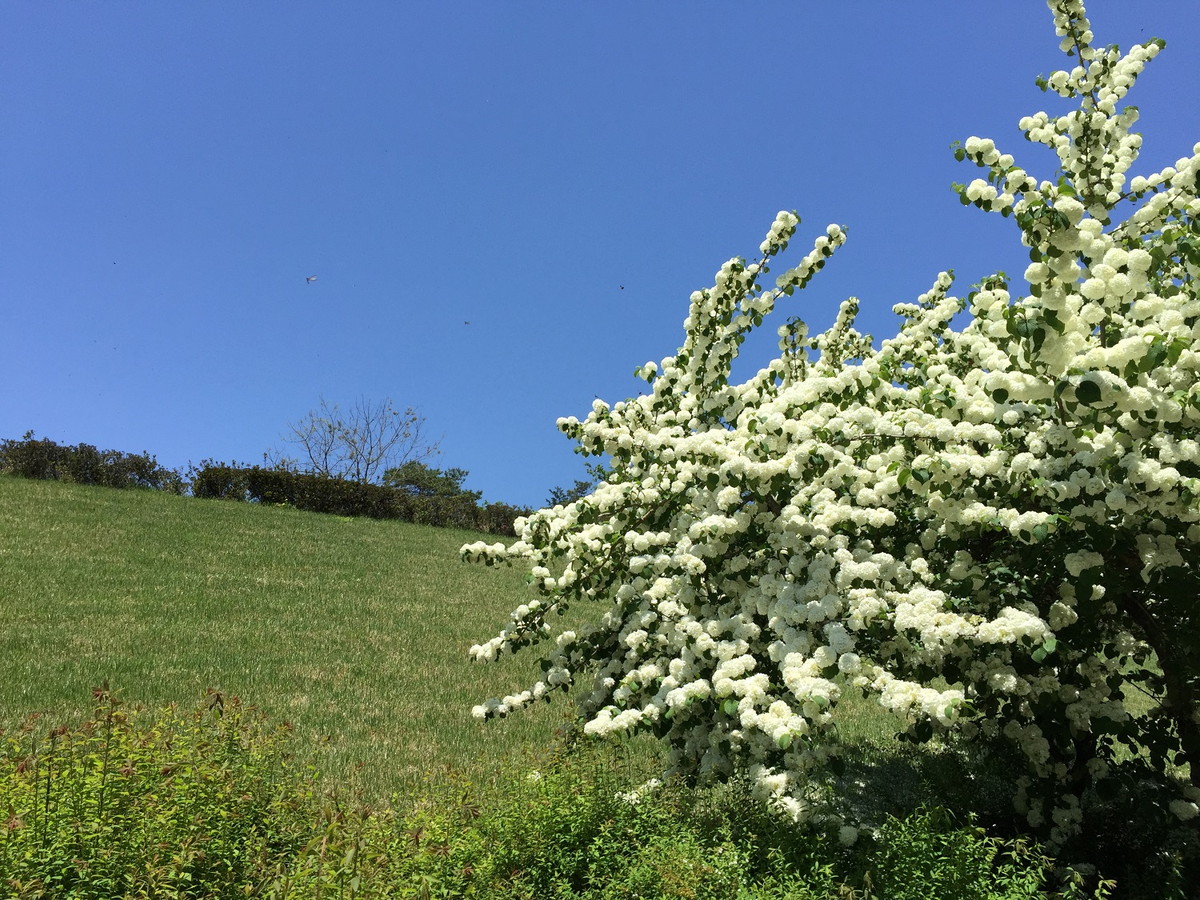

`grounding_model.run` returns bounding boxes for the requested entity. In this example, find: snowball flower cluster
[465,0,1200,845]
